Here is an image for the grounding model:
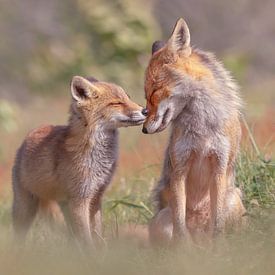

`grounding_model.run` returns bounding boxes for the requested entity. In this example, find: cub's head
[70,76,147,129]
[143,18,212,134]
